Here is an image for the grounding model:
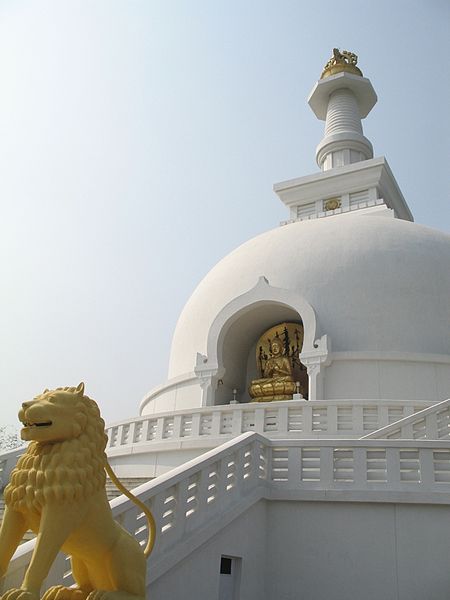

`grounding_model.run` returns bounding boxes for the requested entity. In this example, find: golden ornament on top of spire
[320,48,363,79]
